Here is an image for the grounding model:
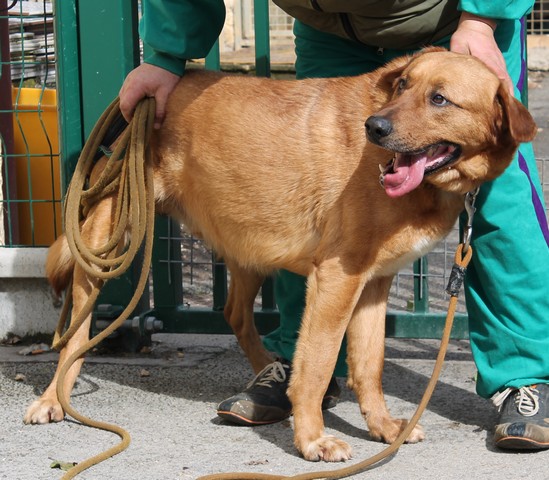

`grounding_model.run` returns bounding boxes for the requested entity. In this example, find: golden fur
[25,48,536,462]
